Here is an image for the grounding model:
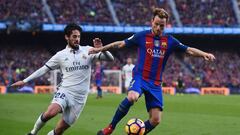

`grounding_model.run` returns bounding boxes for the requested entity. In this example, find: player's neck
[68,44,79,50]
[151,29,163,36]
